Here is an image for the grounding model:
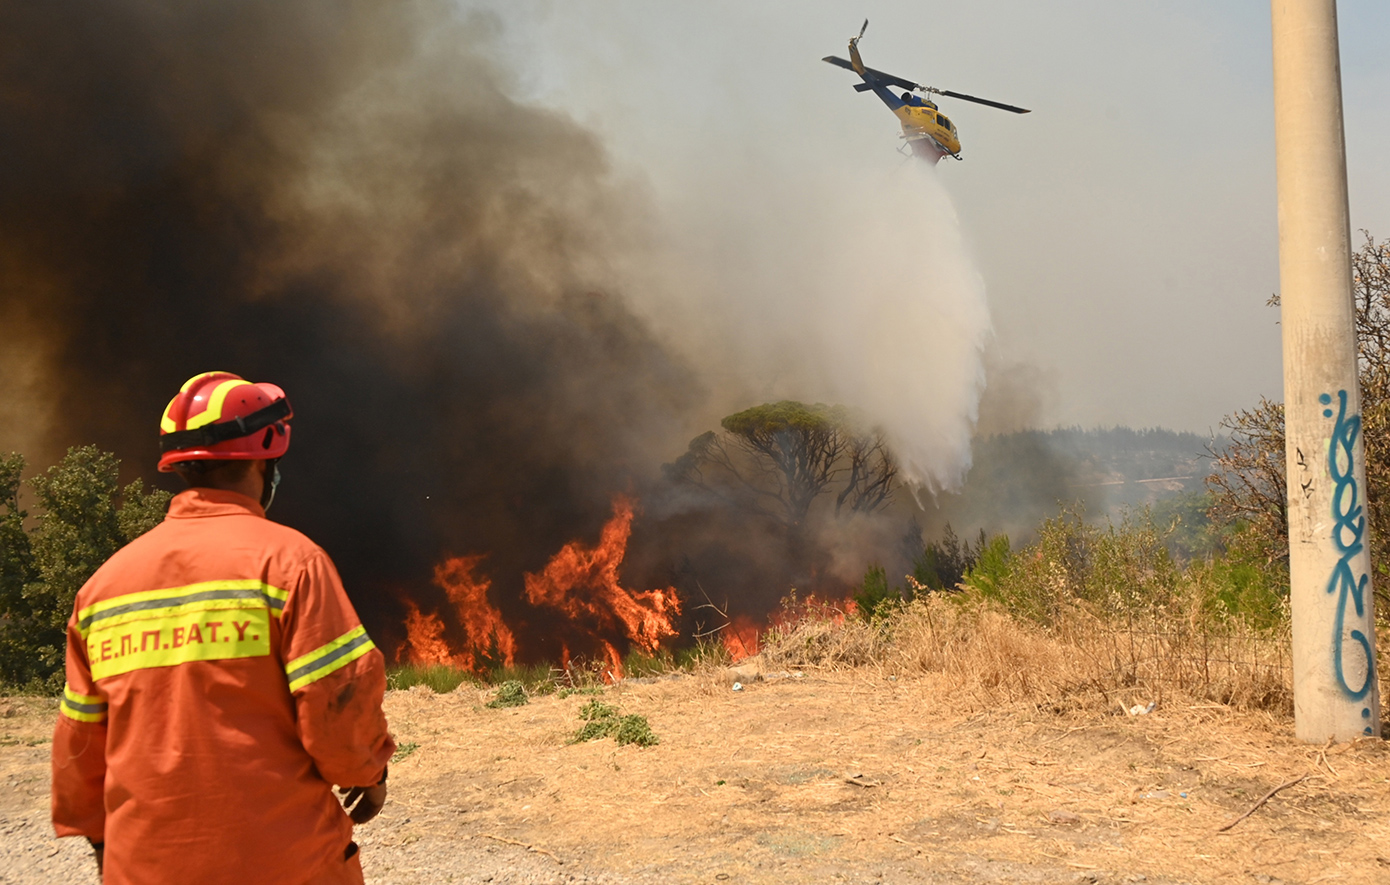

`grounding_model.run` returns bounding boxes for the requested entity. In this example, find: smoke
[629,160,992,494]
[975,357,1061,437]
[0,2,995,654]
[0,1,698,647]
